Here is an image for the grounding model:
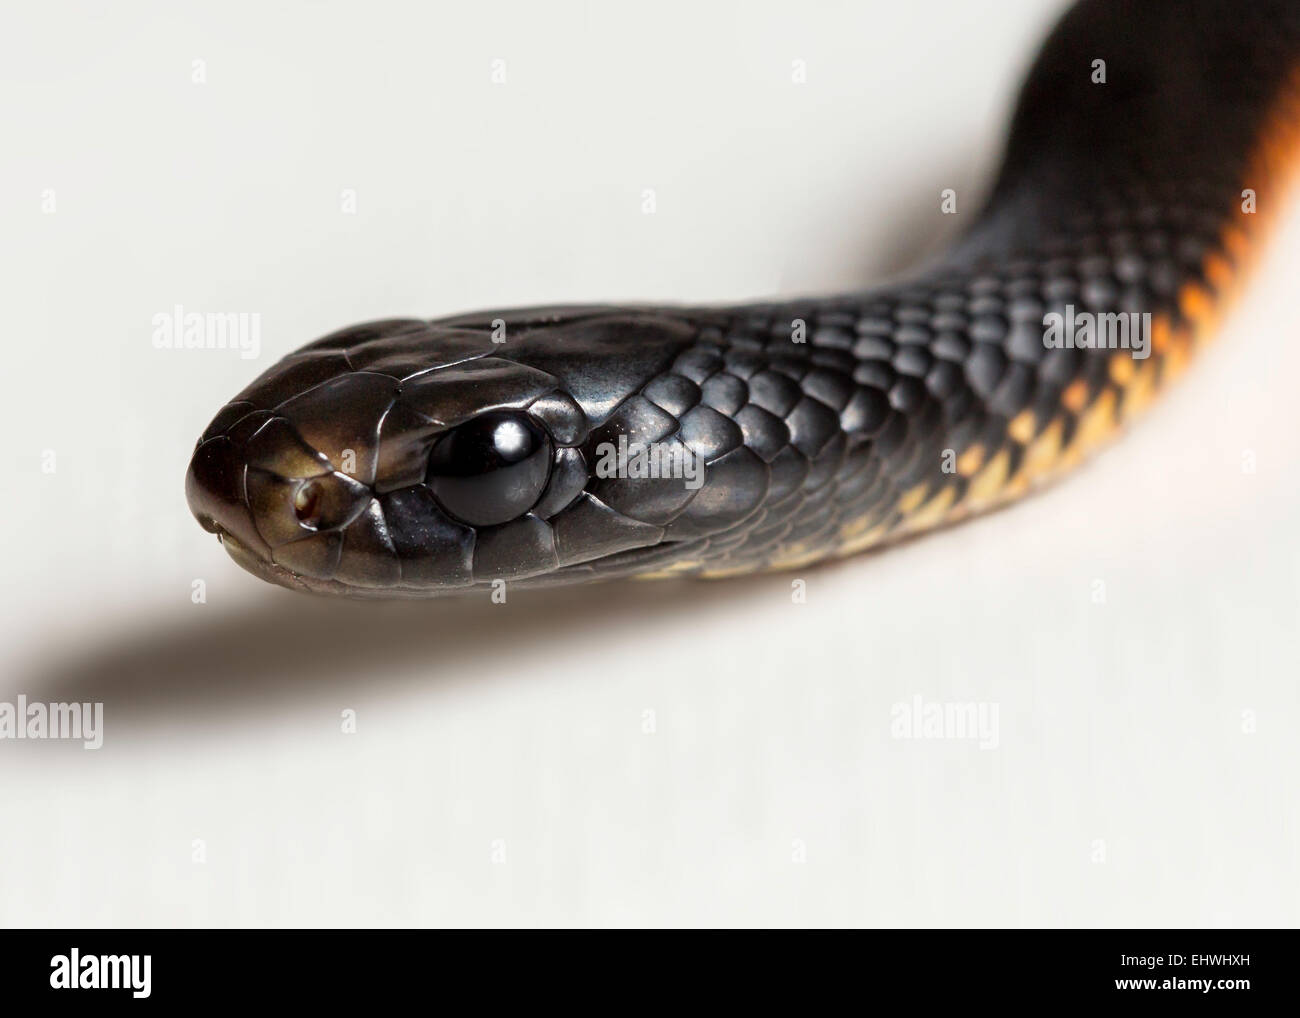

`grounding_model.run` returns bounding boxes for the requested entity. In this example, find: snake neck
[608,0,1300,580]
